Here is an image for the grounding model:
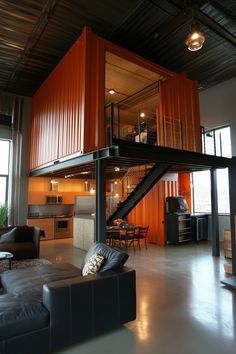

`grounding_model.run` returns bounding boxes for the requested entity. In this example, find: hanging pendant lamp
[185,23,205,51]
